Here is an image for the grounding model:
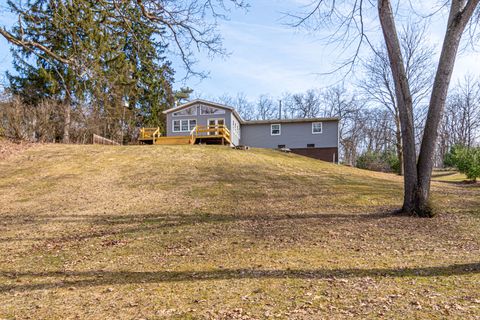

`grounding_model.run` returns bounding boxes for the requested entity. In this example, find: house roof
[244,117,339,125]
[163,99,340,125]
[163,99,245,123]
